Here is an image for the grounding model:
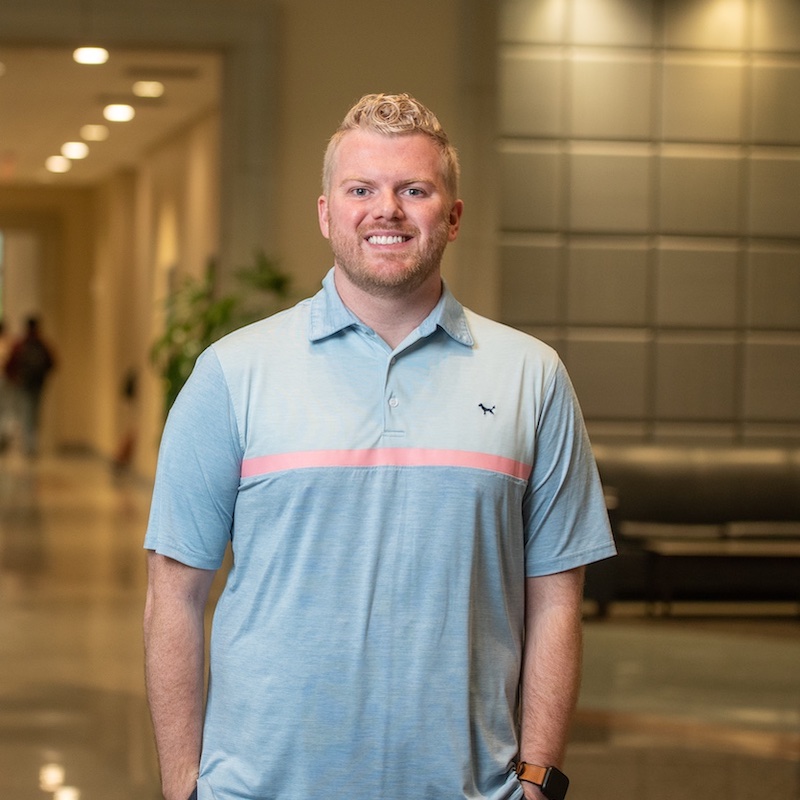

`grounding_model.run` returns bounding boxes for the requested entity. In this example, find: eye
[350,186,370,197]
[405,187,426,197]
